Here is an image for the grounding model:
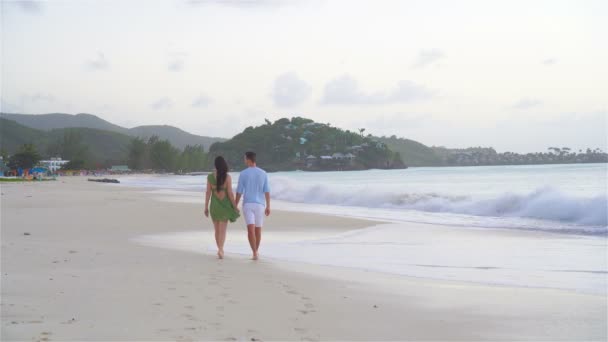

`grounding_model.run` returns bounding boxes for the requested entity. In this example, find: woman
[204,156,240,259]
